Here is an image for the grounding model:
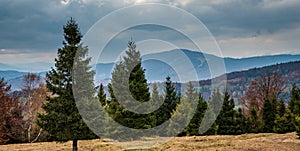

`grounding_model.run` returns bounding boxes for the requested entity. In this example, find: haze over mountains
[95,49,300,83]
[1,49,300,90]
